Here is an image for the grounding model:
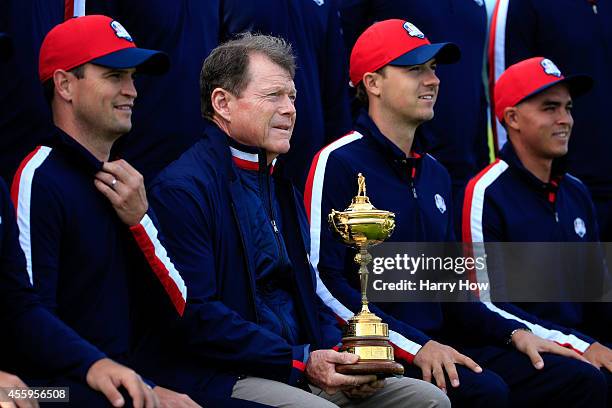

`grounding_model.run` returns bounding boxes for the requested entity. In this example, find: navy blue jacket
[86,0,221,181]
[305,111,538,363]
[0,179,105,381]
[495,0,612,198]
[340,0,491,188]
[463,141,612,344]
[11,127,187,375]
[222,0,352,191]
[143,123,342,398]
